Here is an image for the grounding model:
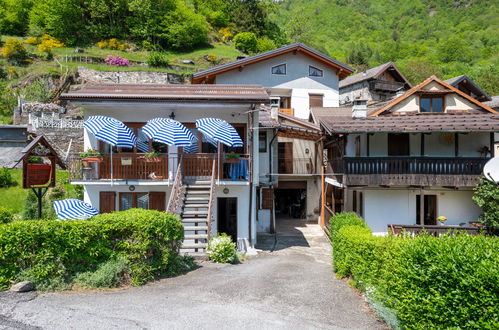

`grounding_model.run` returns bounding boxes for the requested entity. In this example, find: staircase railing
[167,155,183,214]
[206,158,217,239]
